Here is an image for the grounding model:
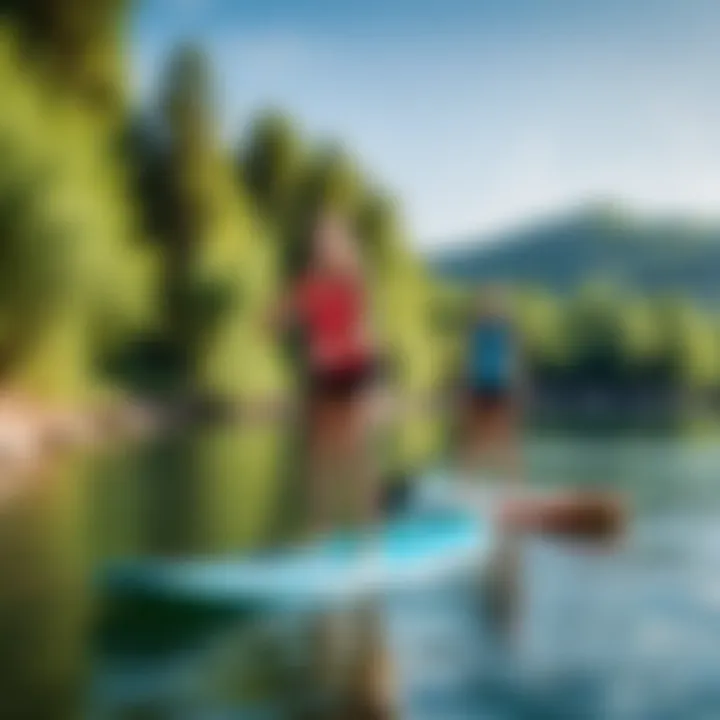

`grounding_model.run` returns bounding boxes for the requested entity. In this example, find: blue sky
[131,0,720,248]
